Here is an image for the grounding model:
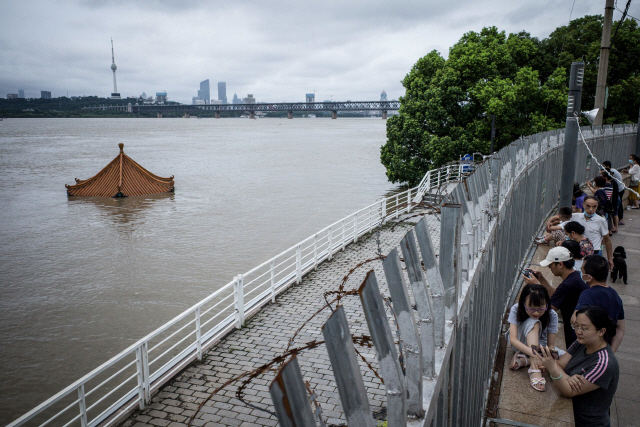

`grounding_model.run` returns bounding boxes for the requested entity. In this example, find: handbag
[631,178,639,187]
